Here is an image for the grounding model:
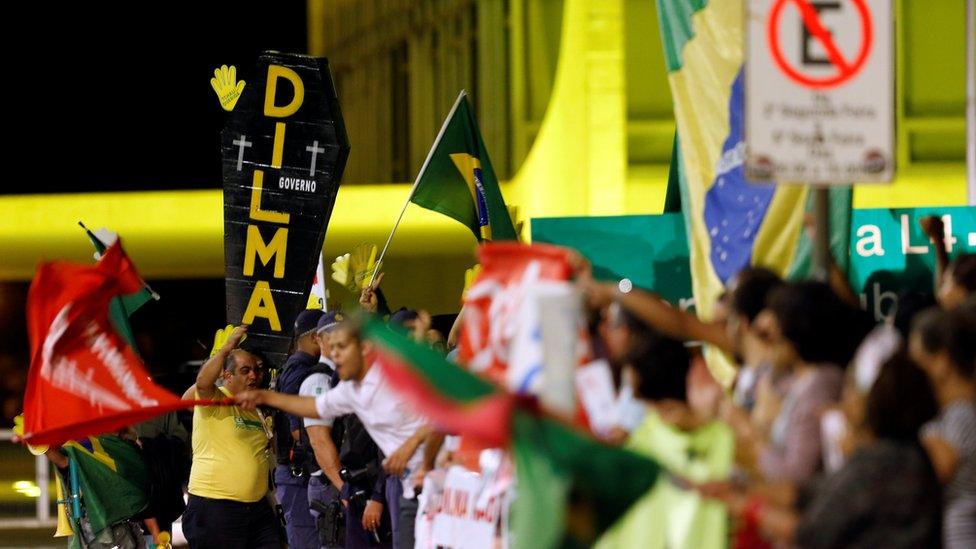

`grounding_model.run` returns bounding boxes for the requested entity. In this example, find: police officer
[274,309,326,548]
[304,311,346,548]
